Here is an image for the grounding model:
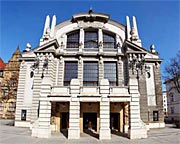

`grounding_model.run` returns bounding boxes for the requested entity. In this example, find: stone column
[32,77,52,138]
[99,79,111,140]
[68,79,80,139]
[79,28,84,52]
[128,77,147,139]
[98,28,103,53]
